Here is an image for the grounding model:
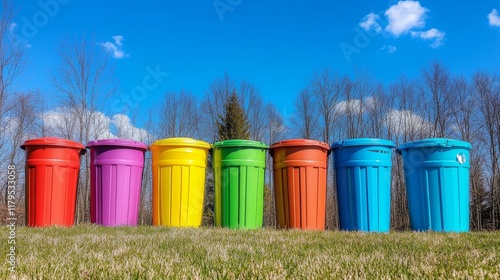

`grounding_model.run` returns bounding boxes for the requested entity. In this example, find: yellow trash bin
[150,137,210,227]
